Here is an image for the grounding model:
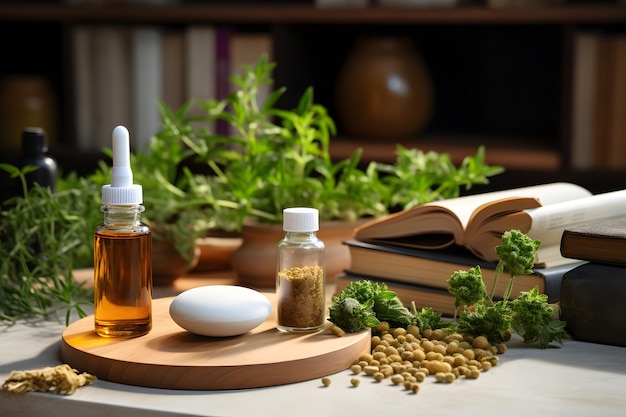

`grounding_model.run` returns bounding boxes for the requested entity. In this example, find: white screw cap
[283,207,319,232]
